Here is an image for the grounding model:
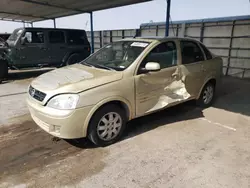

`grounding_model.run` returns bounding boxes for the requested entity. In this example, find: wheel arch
[197,77,217,100]
[62,52,80,64]
[82,97,133,137]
